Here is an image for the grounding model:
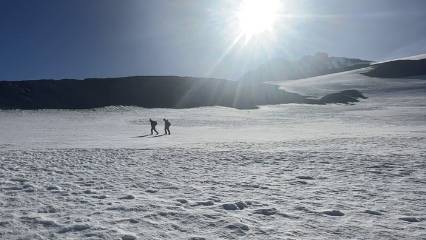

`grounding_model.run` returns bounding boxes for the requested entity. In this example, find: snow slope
[276,67,426,96]
[375,53,426,64]
[0,70,425,239]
